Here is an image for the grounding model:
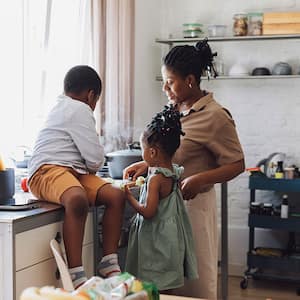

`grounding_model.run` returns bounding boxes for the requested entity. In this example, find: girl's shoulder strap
[153,164,184,180]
